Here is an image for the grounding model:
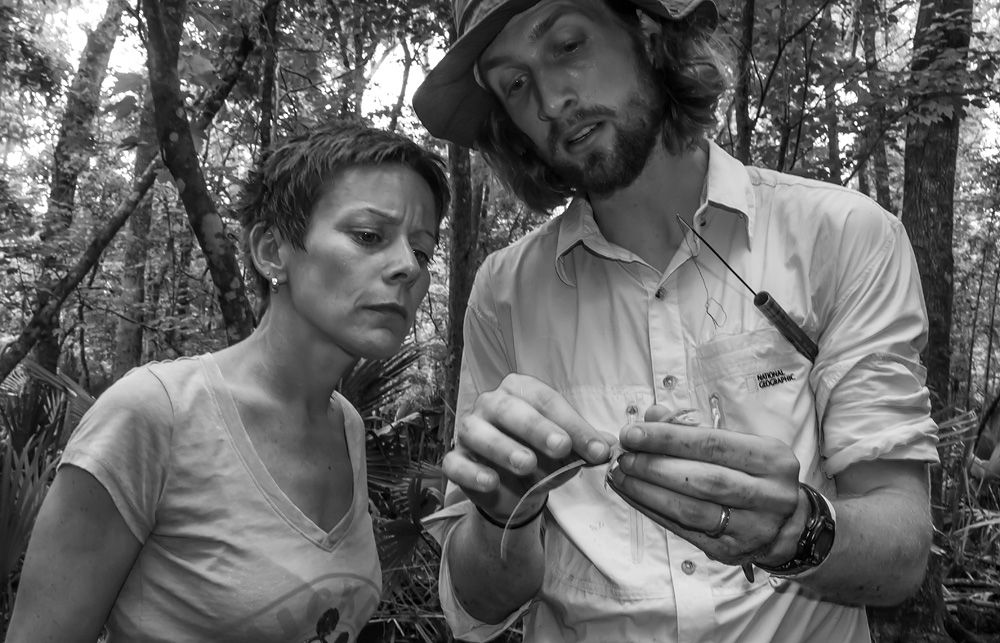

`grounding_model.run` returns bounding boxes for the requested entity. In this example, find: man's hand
[442,373,613,522]
[607,405,807,567]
